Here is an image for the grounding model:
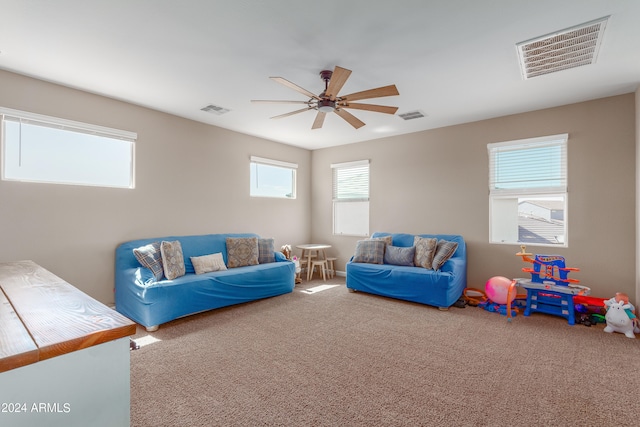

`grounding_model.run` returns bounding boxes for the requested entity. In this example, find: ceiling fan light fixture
[318,99,335,113]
